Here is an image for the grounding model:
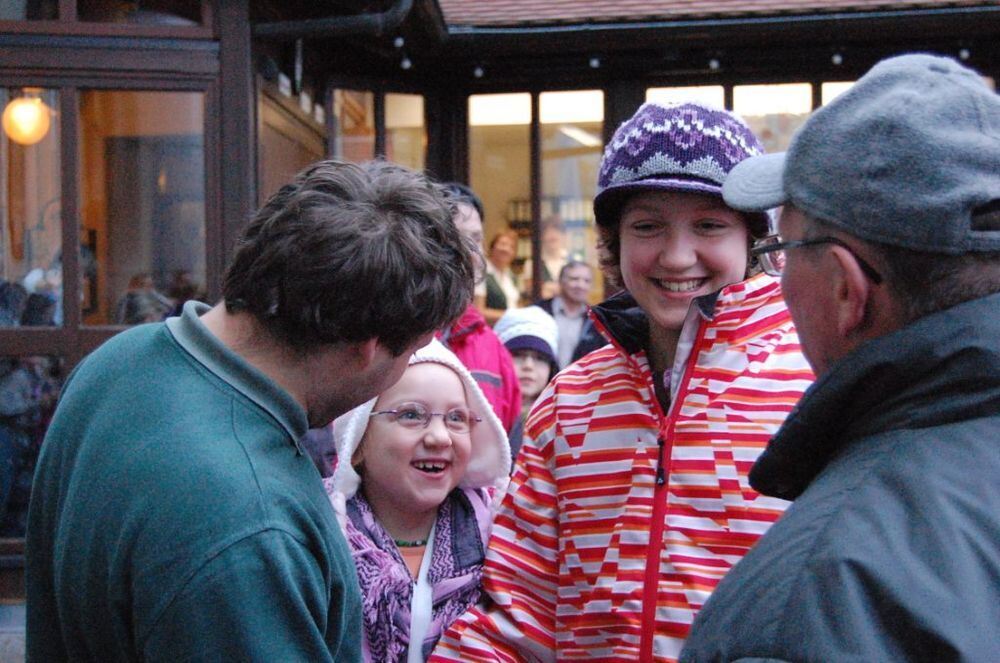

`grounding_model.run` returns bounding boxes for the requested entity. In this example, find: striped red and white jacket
[431,272,814,662]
